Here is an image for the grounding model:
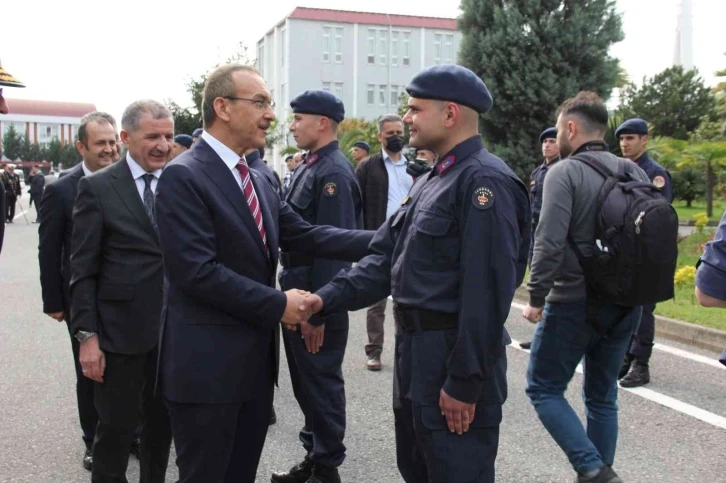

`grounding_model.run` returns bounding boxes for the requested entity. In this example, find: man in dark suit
[69,100,174,483]
[38,111,118,471]
[27,165,45,222]
[155,64,373,483]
